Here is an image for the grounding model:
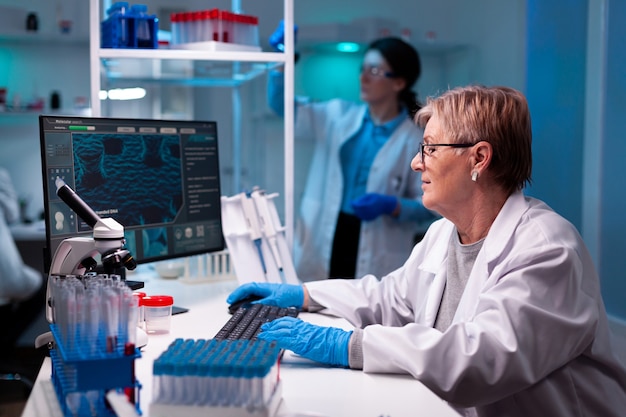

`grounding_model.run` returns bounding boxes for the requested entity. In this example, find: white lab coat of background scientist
[293,99,428,280]
[0,168,42,305]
